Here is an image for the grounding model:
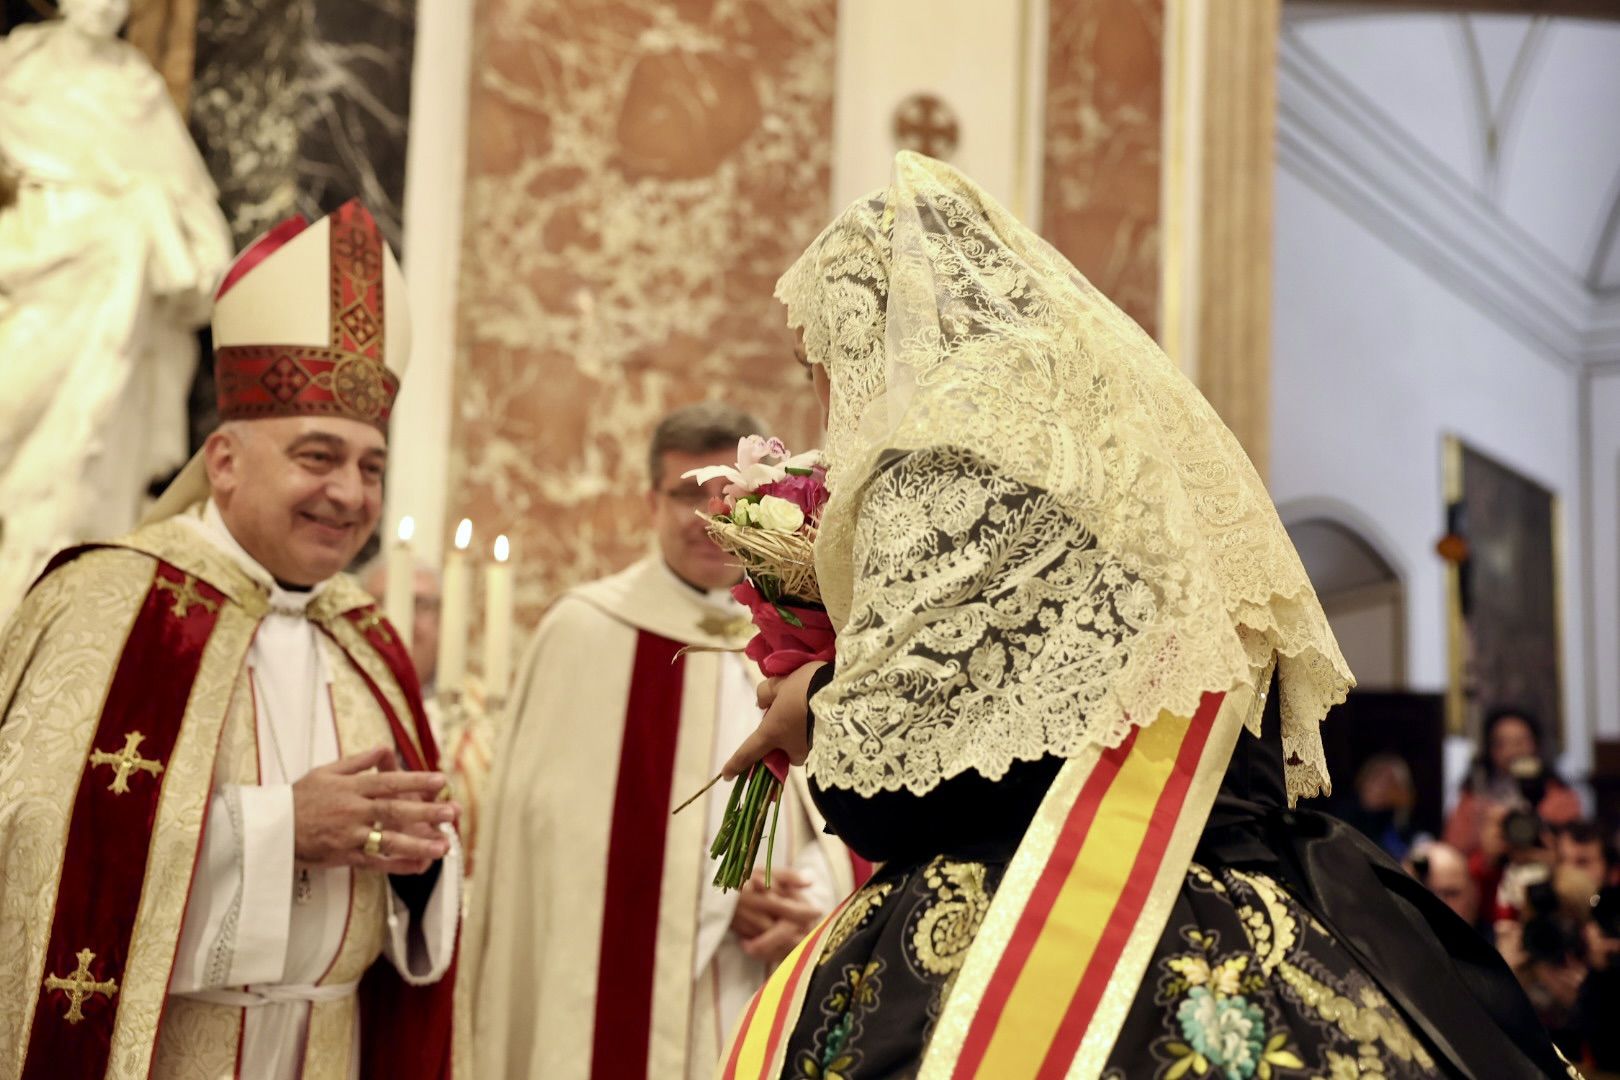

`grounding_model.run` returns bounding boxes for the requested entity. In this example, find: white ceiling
[1286,9,1620,295]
